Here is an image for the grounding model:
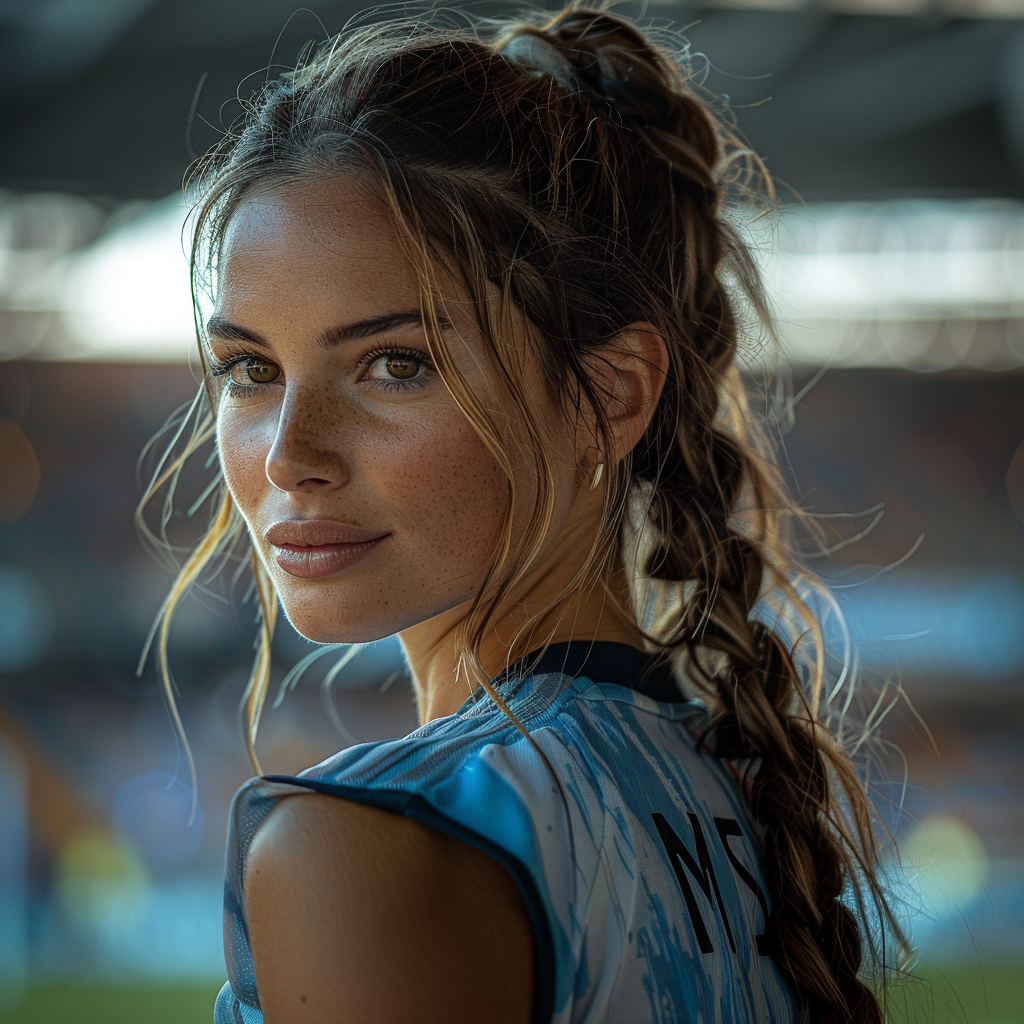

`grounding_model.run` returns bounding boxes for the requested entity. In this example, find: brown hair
[140,6,907,1019]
